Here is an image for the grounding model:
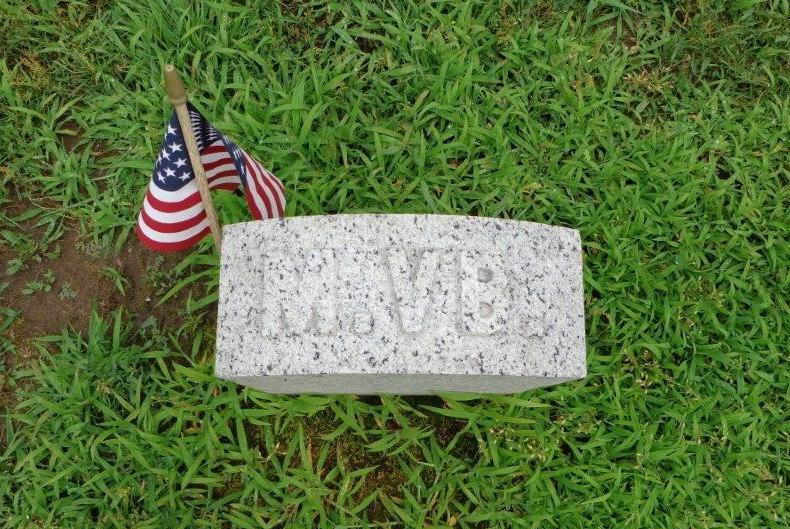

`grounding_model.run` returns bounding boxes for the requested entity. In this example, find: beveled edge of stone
[224,374,580,395]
